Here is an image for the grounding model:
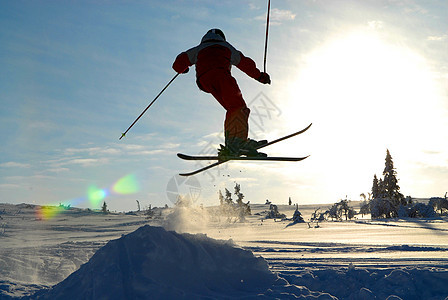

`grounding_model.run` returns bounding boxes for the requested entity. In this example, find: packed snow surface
[0,203,447,299]
[34,225,278,299]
